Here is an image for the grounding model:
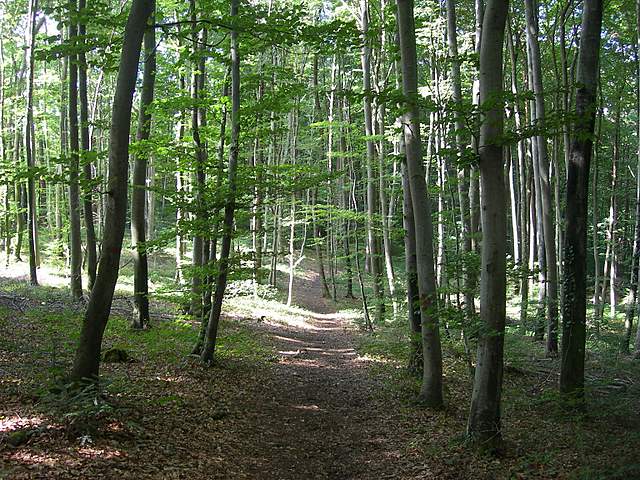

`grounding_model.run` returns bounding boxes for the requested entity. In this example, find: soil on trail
[236,274,404,480]
[0,268,426,480]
